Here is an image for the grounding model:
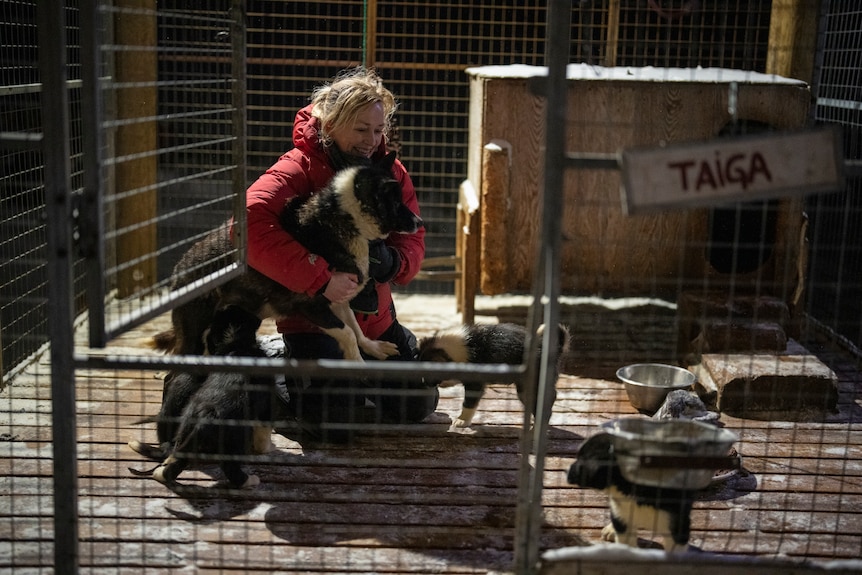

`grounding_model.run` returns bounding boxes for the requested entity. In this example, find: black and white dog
[418,322,570,430]
[144,305,278,489]
[150,151,422,361]
[128,370,207,461]
[567,432,695,552]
